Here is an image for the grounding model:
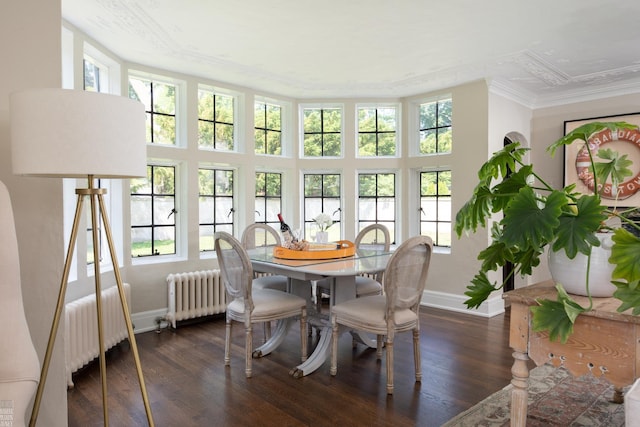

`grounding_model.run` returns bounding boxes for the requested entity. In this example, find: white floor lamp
[10,88,154,426]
